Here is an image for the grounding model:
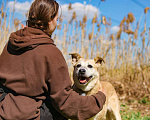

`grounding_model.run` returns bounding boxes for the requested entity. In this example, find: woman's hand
[99,89,106,96]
